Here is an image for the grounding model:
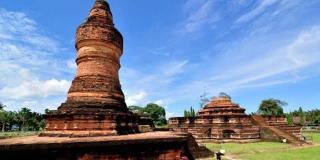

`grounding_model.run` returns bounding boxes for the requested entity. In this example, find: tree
[0,103,8,132]
[0,103,5,110]
[298,107,305,126]
[184,107,196,118]
[257,98,287,116]
[17,107,33,131]
[0,104,46,132]
[0,110,8,132]
[184,110,189,117]
[143,103,167,126]
[6,111,18,131]
[314,115,320,125]
[287,113,294,126]
[190,107,196,117]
